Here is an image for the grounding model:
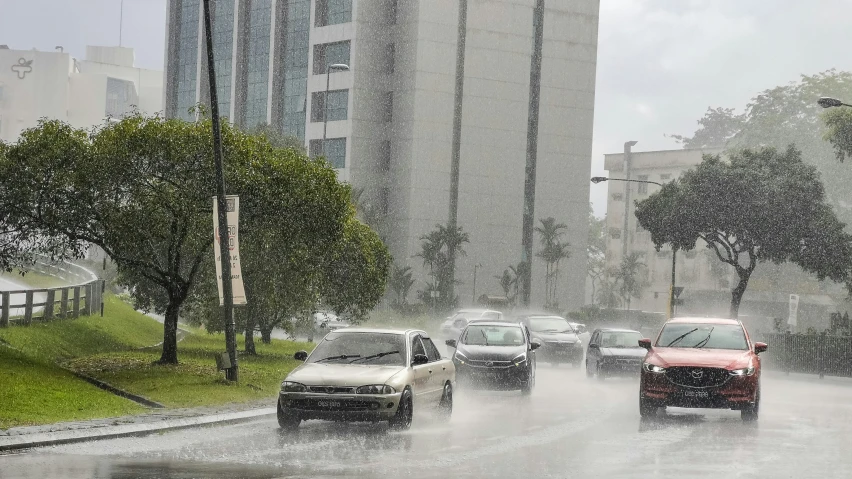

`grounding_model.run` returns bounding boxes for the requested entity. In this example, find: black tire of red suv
[639,397,657,418]
[741,387,760,421]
